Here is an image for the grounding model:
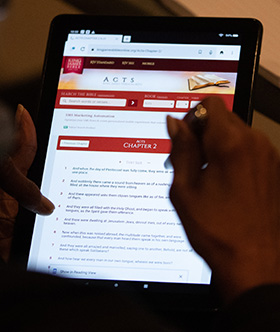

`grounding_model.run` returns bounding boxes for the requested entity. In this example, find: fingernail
[15,104,24,126]
[38,196,55,215]
[167,115,179,140]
